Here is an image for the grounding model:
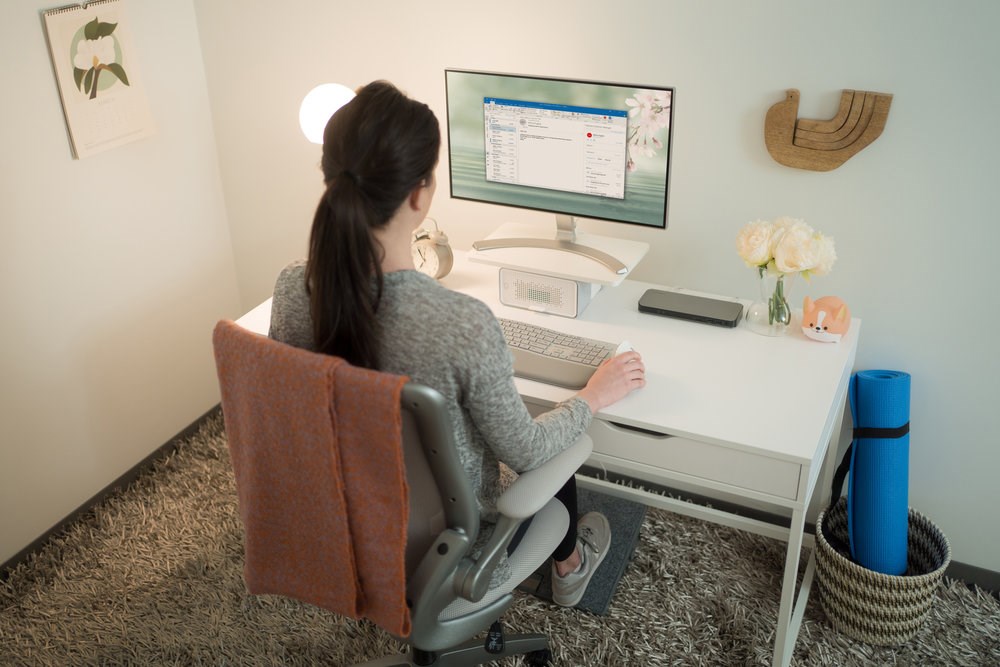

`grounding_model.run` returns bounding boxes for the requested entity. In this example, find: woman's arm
[455,303,593,473]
